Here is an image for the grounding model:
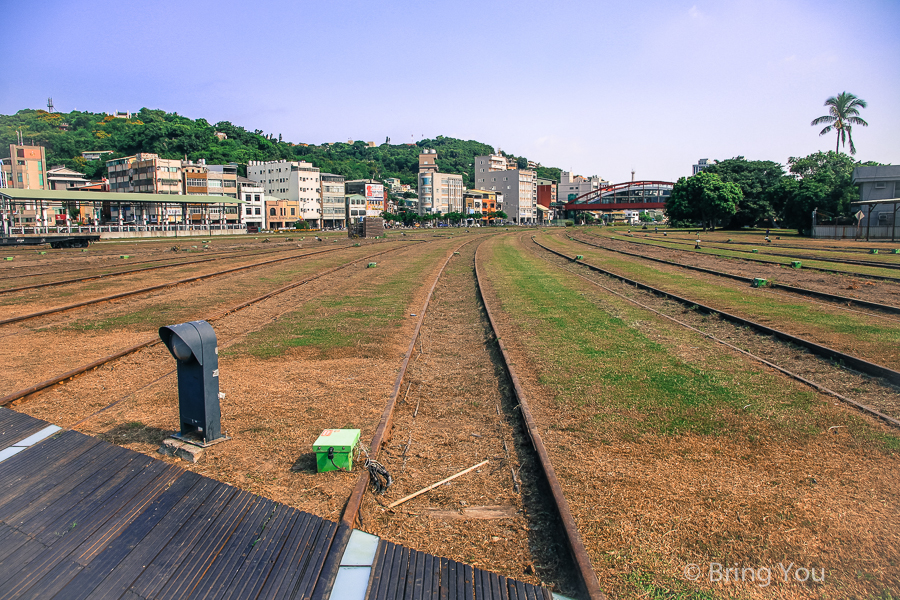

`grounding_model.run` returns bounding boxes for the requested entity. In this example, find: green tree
[811,92,868,155]
[779,150,875,232]
[701,157,787,228]
[666,172,742,231]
